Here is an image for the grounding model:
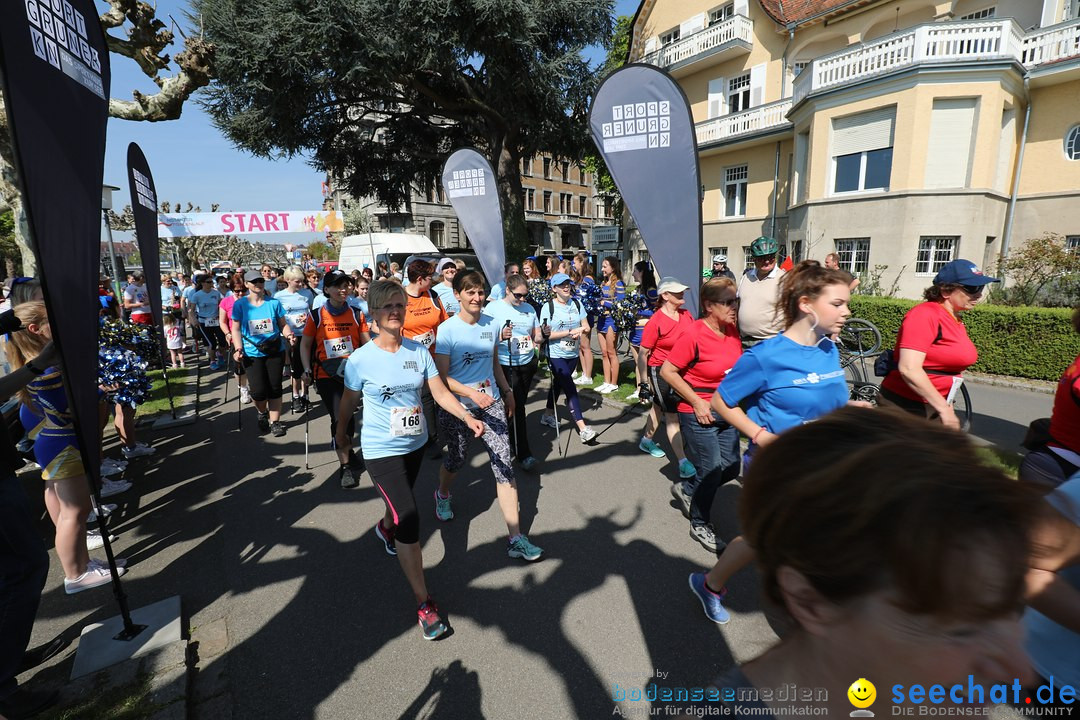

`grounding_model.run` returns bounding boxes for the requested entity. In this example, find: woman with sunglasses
[879,259,999,429]
[432,258,461,316]
[220,273,251,404]
[539,273,597,443]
